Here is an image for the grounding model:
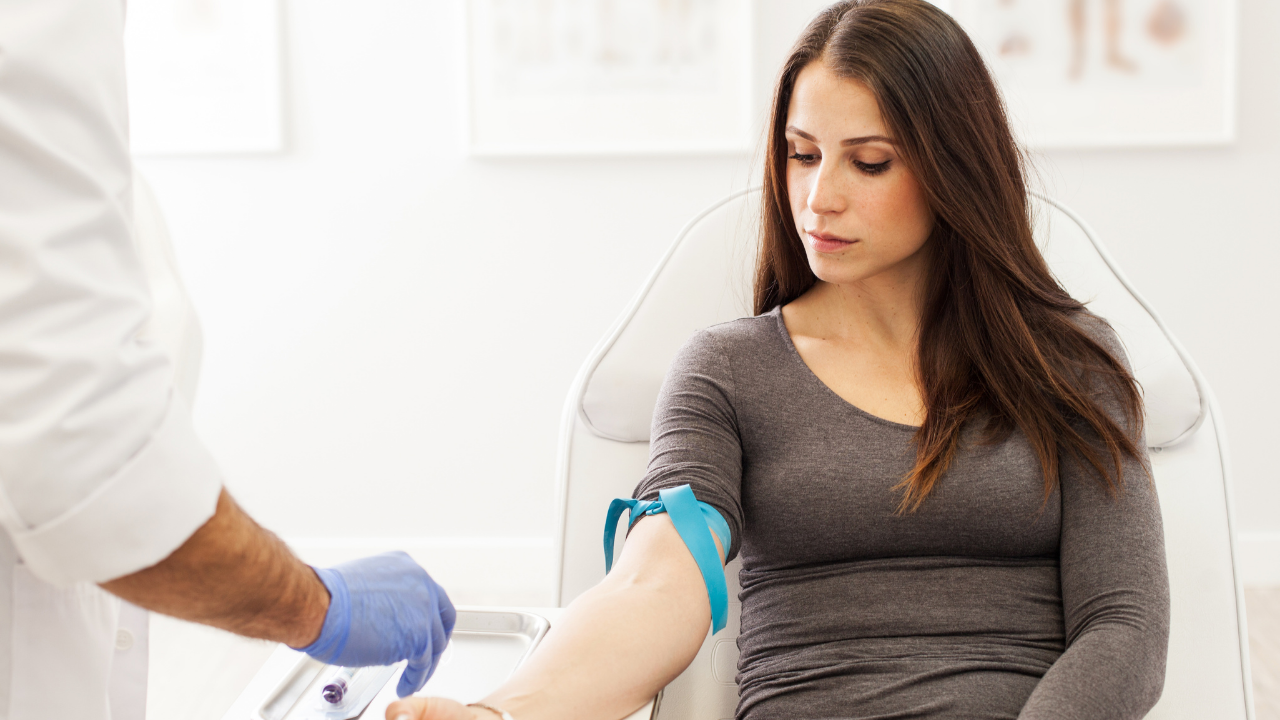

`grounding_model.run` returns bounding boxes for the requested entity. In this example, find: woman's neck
[788,258,929,353]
